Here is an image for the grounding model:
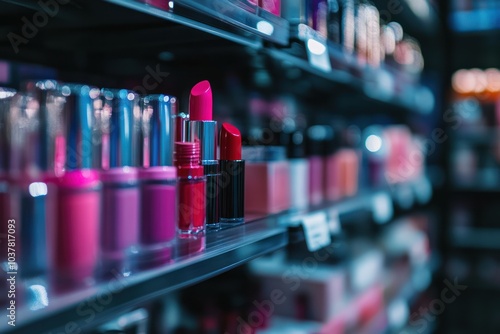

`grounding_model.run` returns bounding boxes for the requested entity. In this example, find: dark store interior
[1,0,500,333]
